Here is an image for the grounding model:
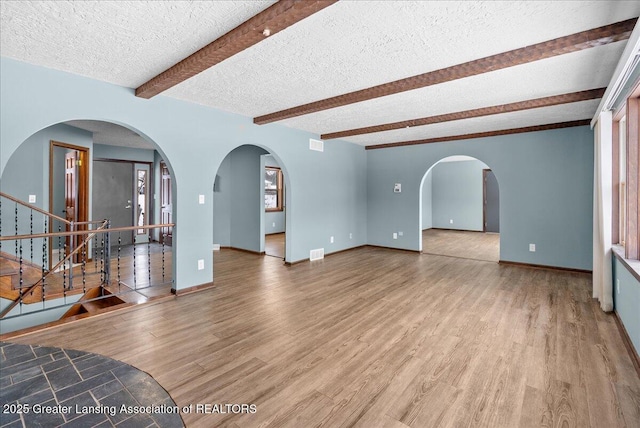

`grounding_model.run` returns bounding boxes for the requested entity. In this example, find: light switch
[198,194,205,204]
[28,195,36,203]
[197,259,204,270]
